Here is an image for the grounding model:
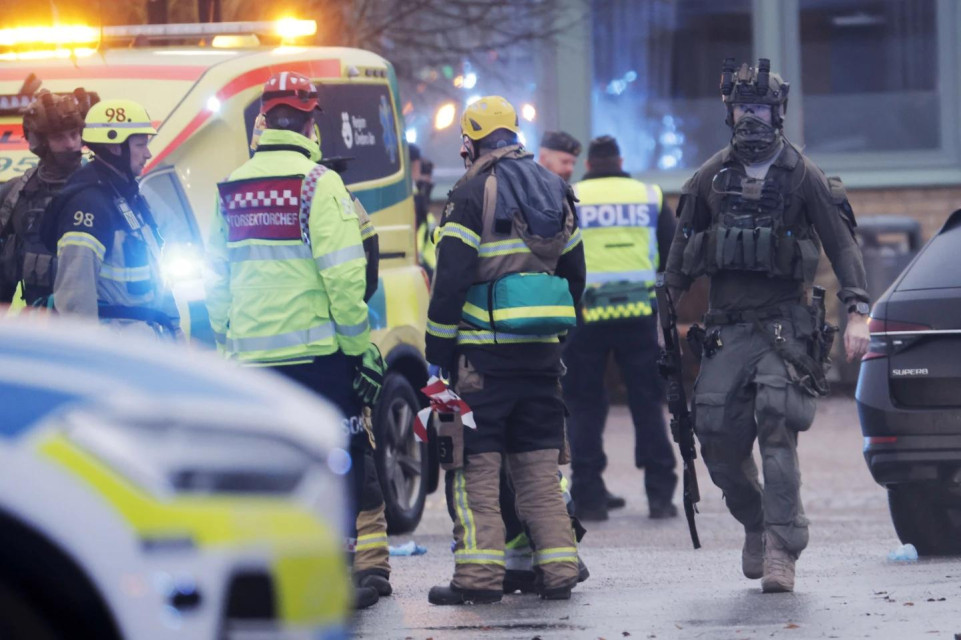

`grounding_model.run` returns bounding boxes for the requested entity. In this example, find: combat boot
[761,531,796,593]
[356,571,392,596]
[742,529,764,579]
[429,582,502,605]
